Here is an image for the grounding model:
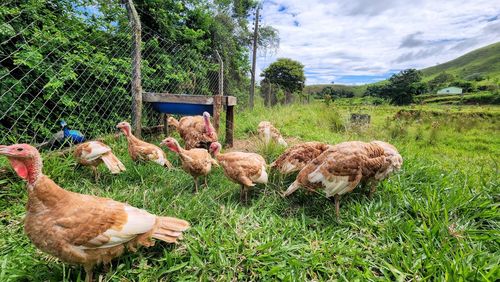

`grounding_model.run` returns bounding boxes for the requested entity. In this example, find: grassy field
[0,102,499,281]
